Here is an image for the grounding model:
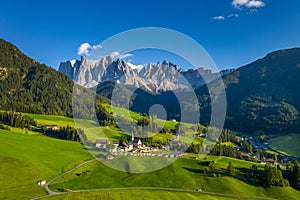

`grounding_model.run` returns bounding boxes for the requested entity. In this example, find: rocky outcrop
[59,56,232,92]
